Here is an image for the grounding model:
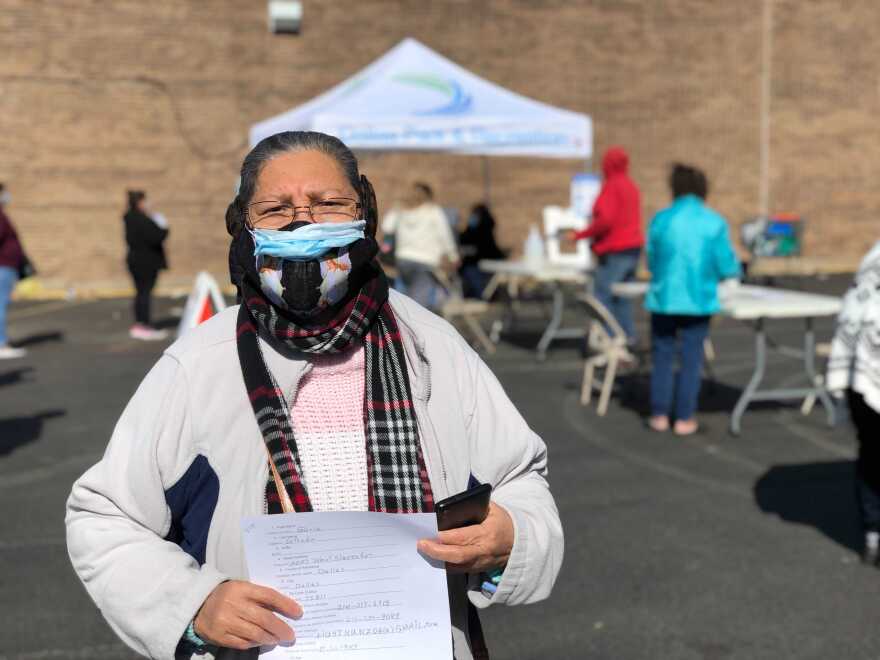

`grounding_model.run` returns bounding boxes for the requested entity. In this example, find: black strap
[468,602,490,660]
